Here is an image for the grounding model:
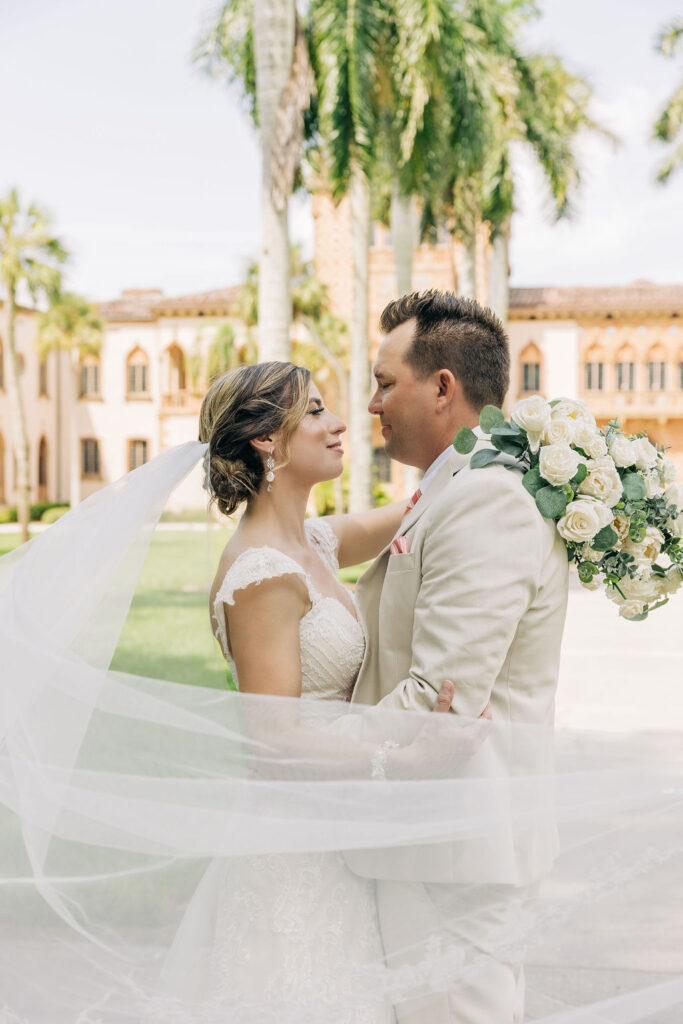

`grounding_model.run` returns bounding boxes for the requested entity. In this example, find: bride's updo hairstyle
[199,361,311,516]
